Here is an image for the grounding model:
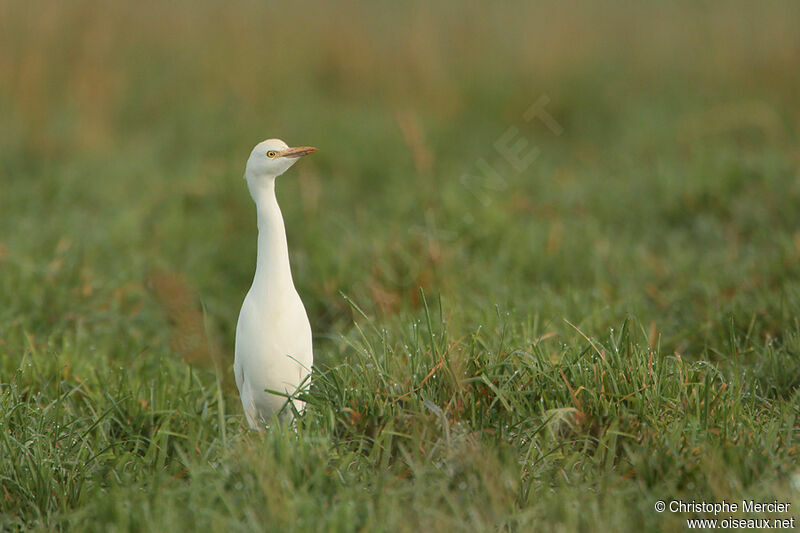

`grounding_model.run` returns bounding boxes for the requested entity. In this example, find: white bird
[234,138,317,429]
